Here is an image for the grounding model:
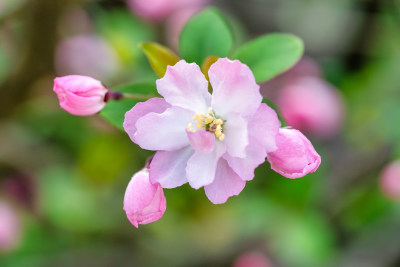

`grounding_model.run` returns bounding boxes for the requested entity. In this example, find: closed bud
[267,128,321,178]
[123,169,166,228]
[53,75,108,116]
